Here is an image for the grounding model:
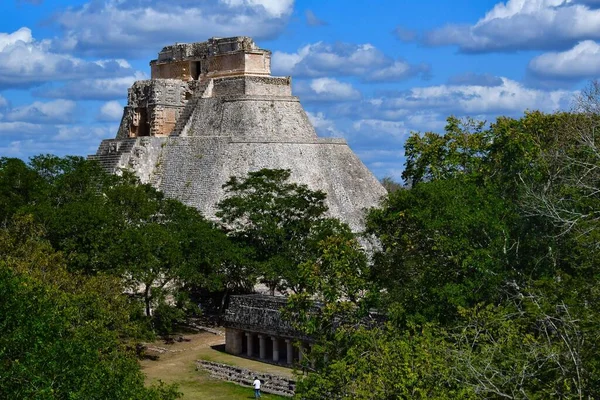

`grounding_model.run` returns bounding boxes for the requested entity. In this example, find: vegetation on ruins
[2,82,600,399]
